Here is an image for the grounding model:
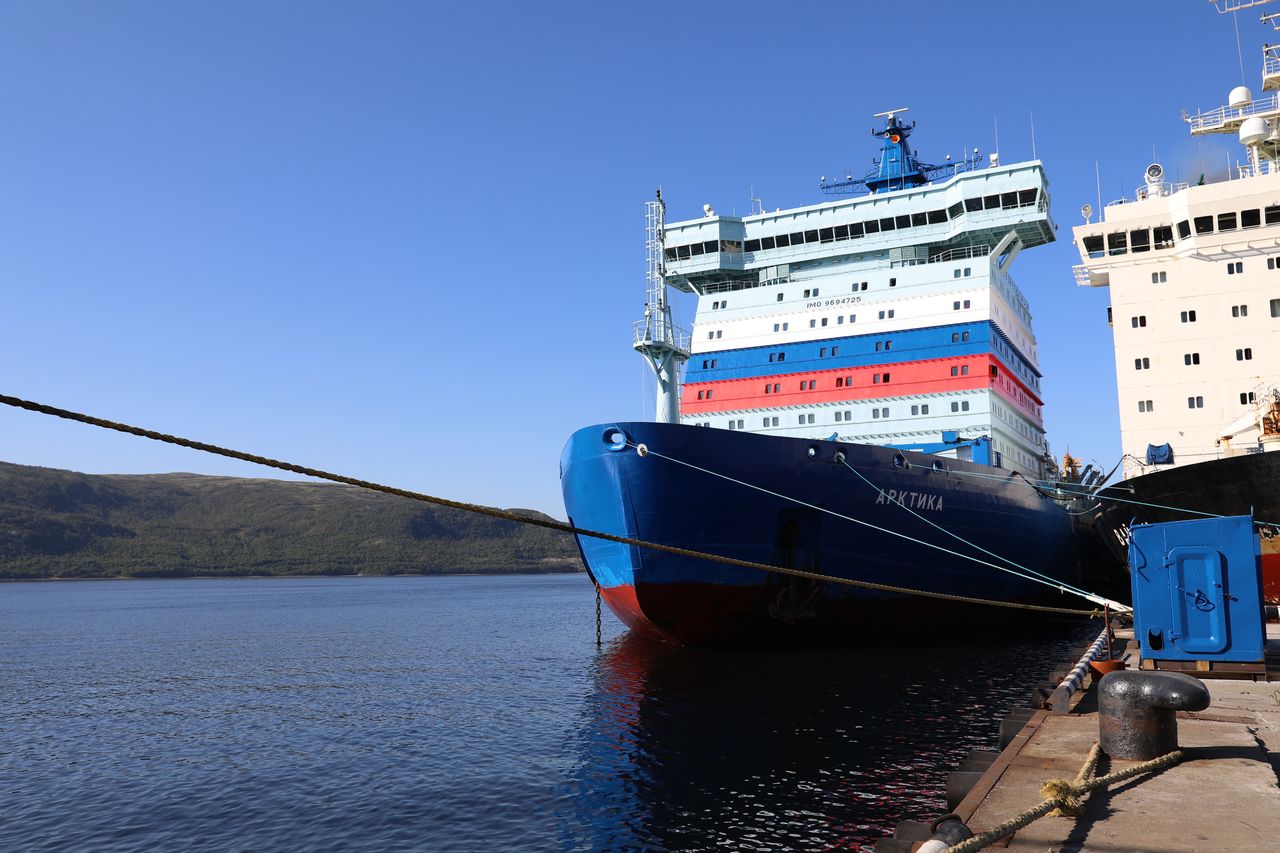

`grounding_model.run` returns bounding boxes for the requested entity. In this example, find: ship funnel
[1229,86,1253,108]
